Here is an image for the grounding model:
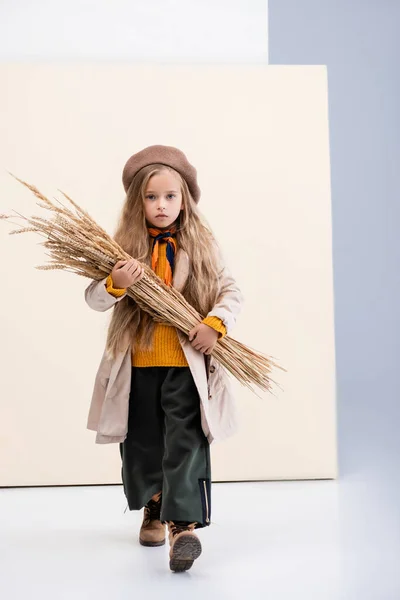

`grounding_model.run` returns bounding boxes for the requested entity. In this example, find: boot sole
[139,537,166,547]
[169,535,202,572]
